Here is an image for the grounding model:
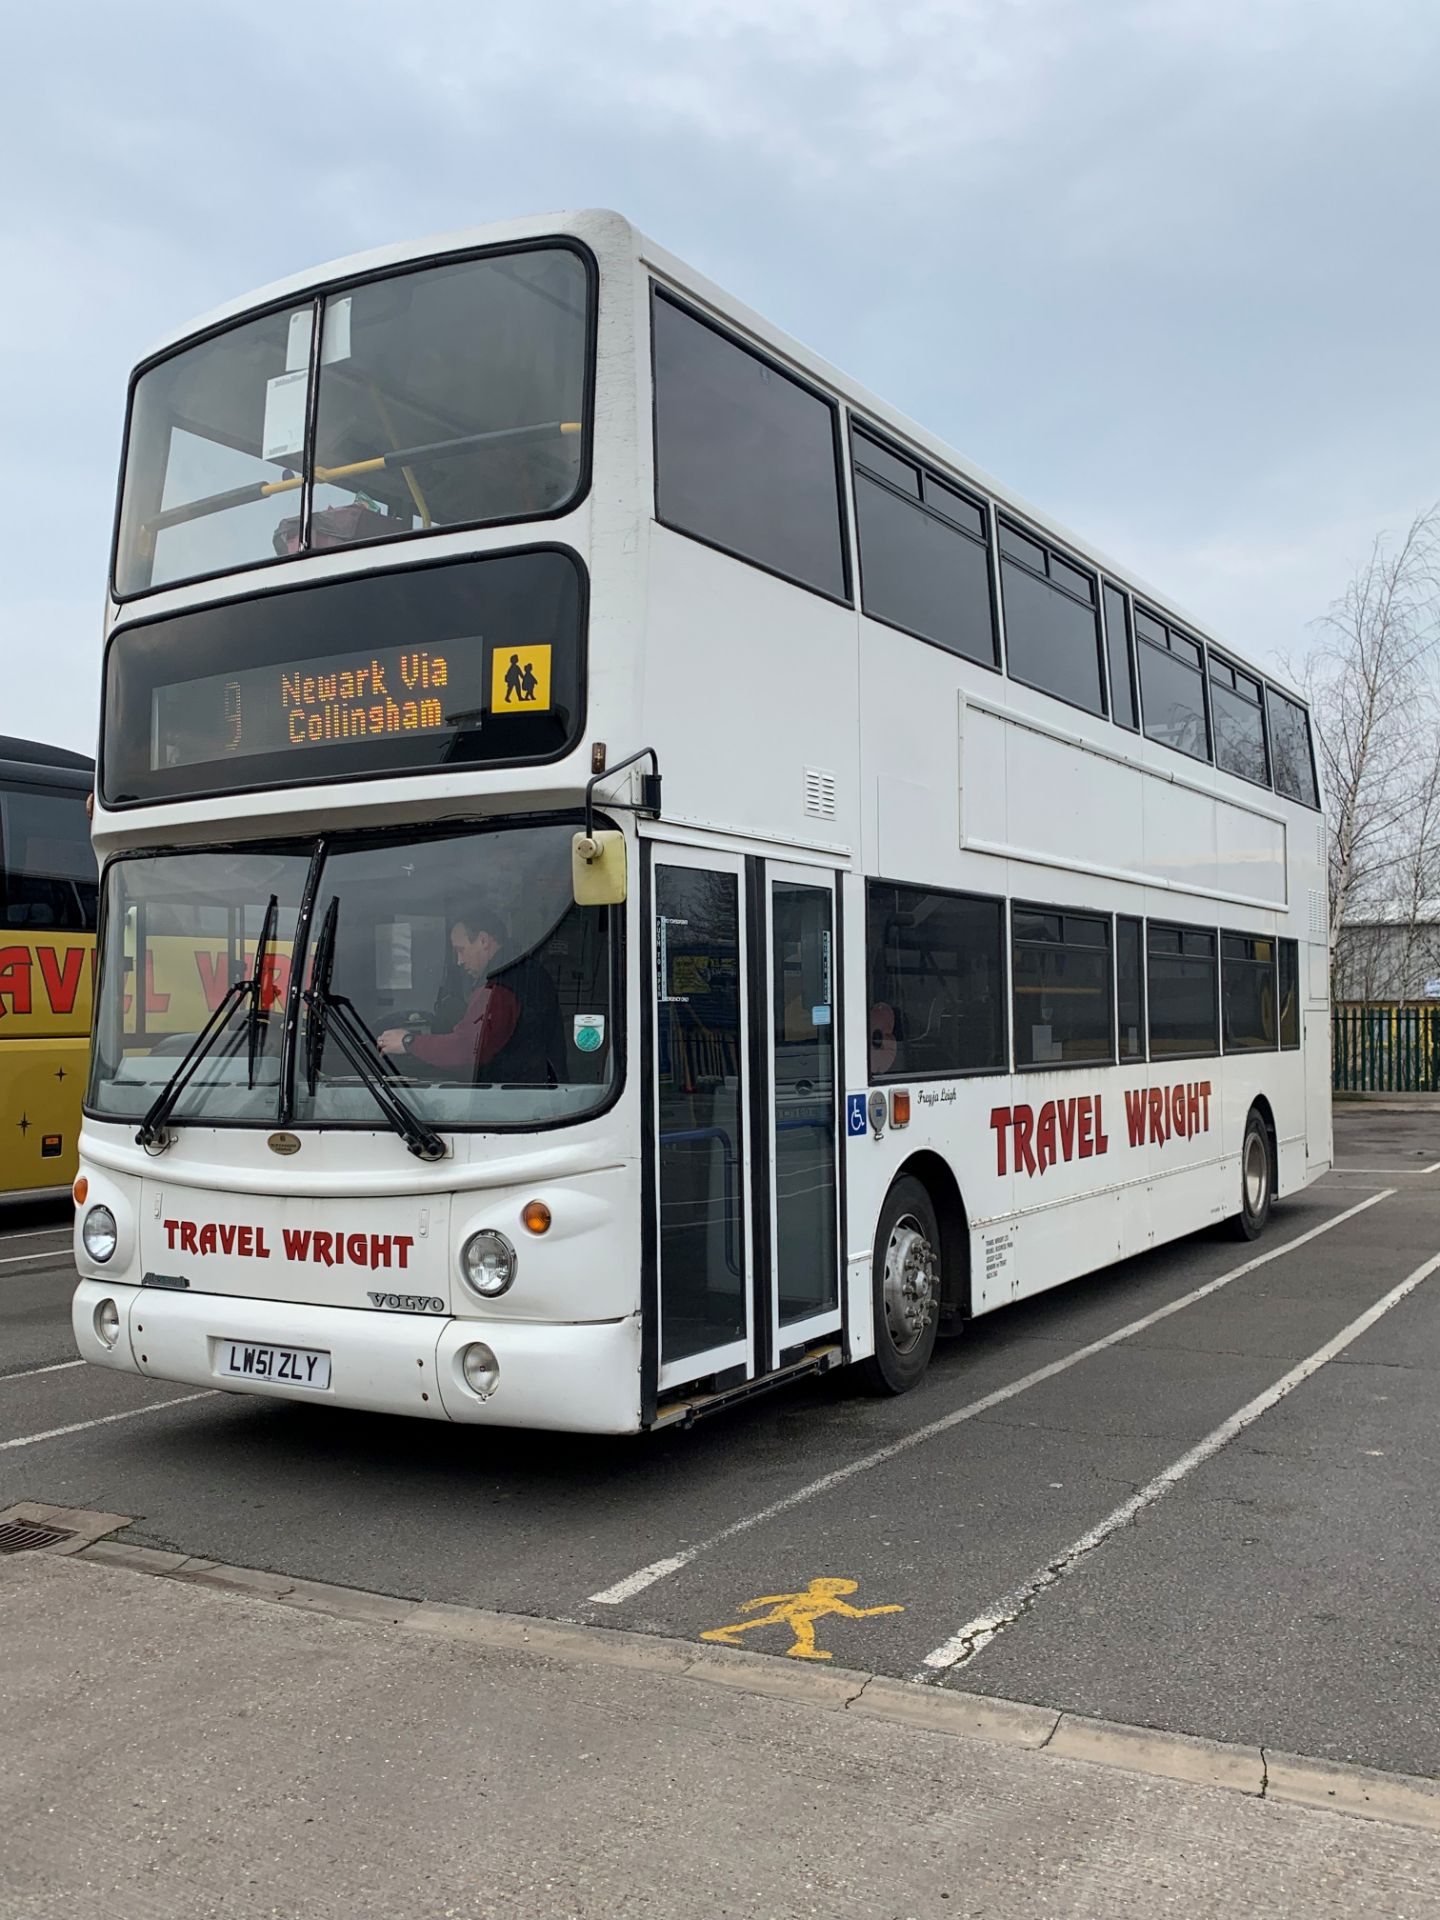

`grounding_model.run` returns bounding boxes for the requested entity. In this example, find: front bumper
[72,1280,643,1434]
